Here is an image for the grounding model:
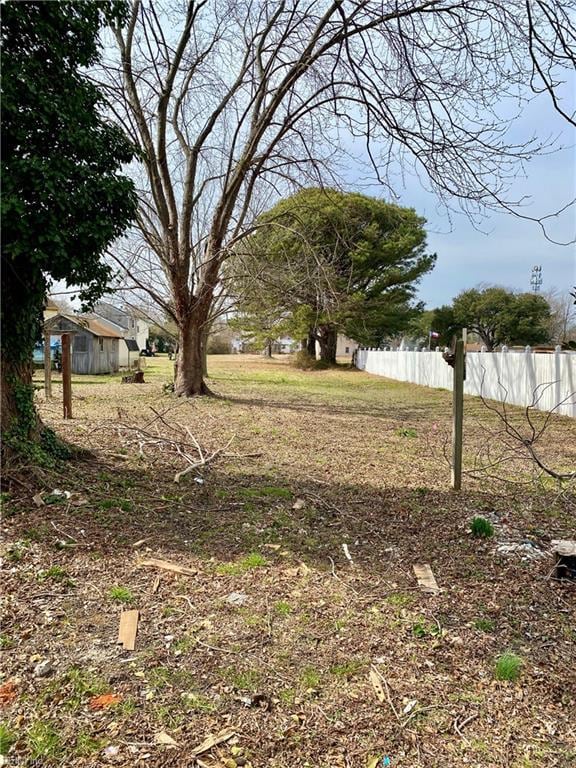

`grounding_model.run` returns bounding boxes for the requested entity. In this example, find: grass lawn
[3,354,575,767]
